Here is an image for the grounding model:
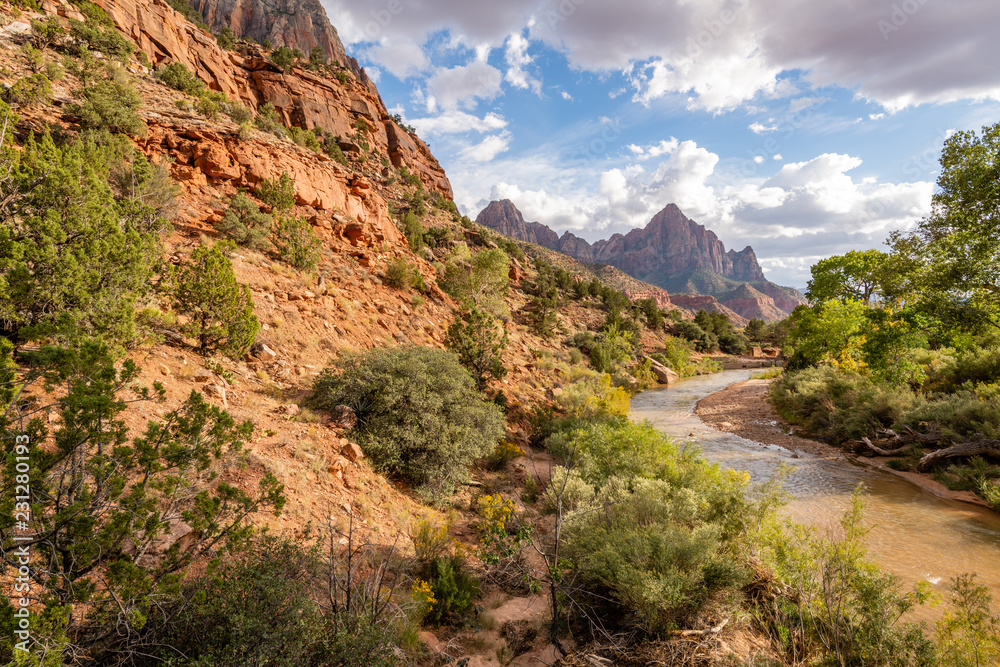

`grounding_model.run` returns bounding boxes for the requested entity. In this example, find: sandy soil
[695,378,845,459]
[695,378,991,509]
